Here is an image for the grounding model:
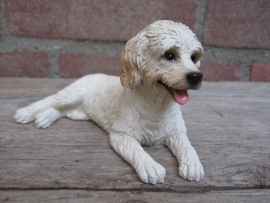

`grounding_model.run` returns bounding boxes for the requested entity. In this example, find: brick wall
[0,0,269,81]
